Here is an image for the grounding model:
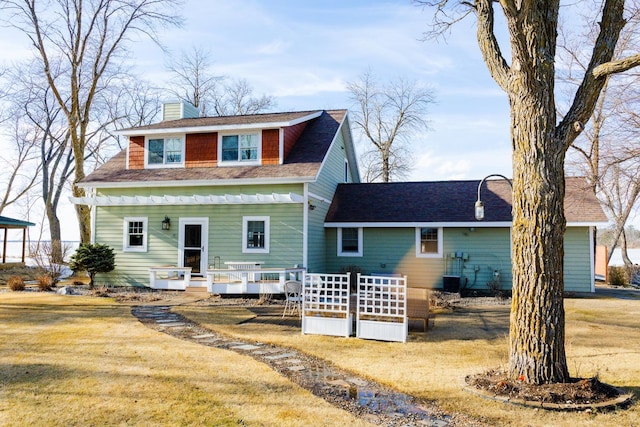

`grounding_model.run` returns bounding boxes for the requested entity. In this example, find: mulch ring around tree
[465,370,634,411]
